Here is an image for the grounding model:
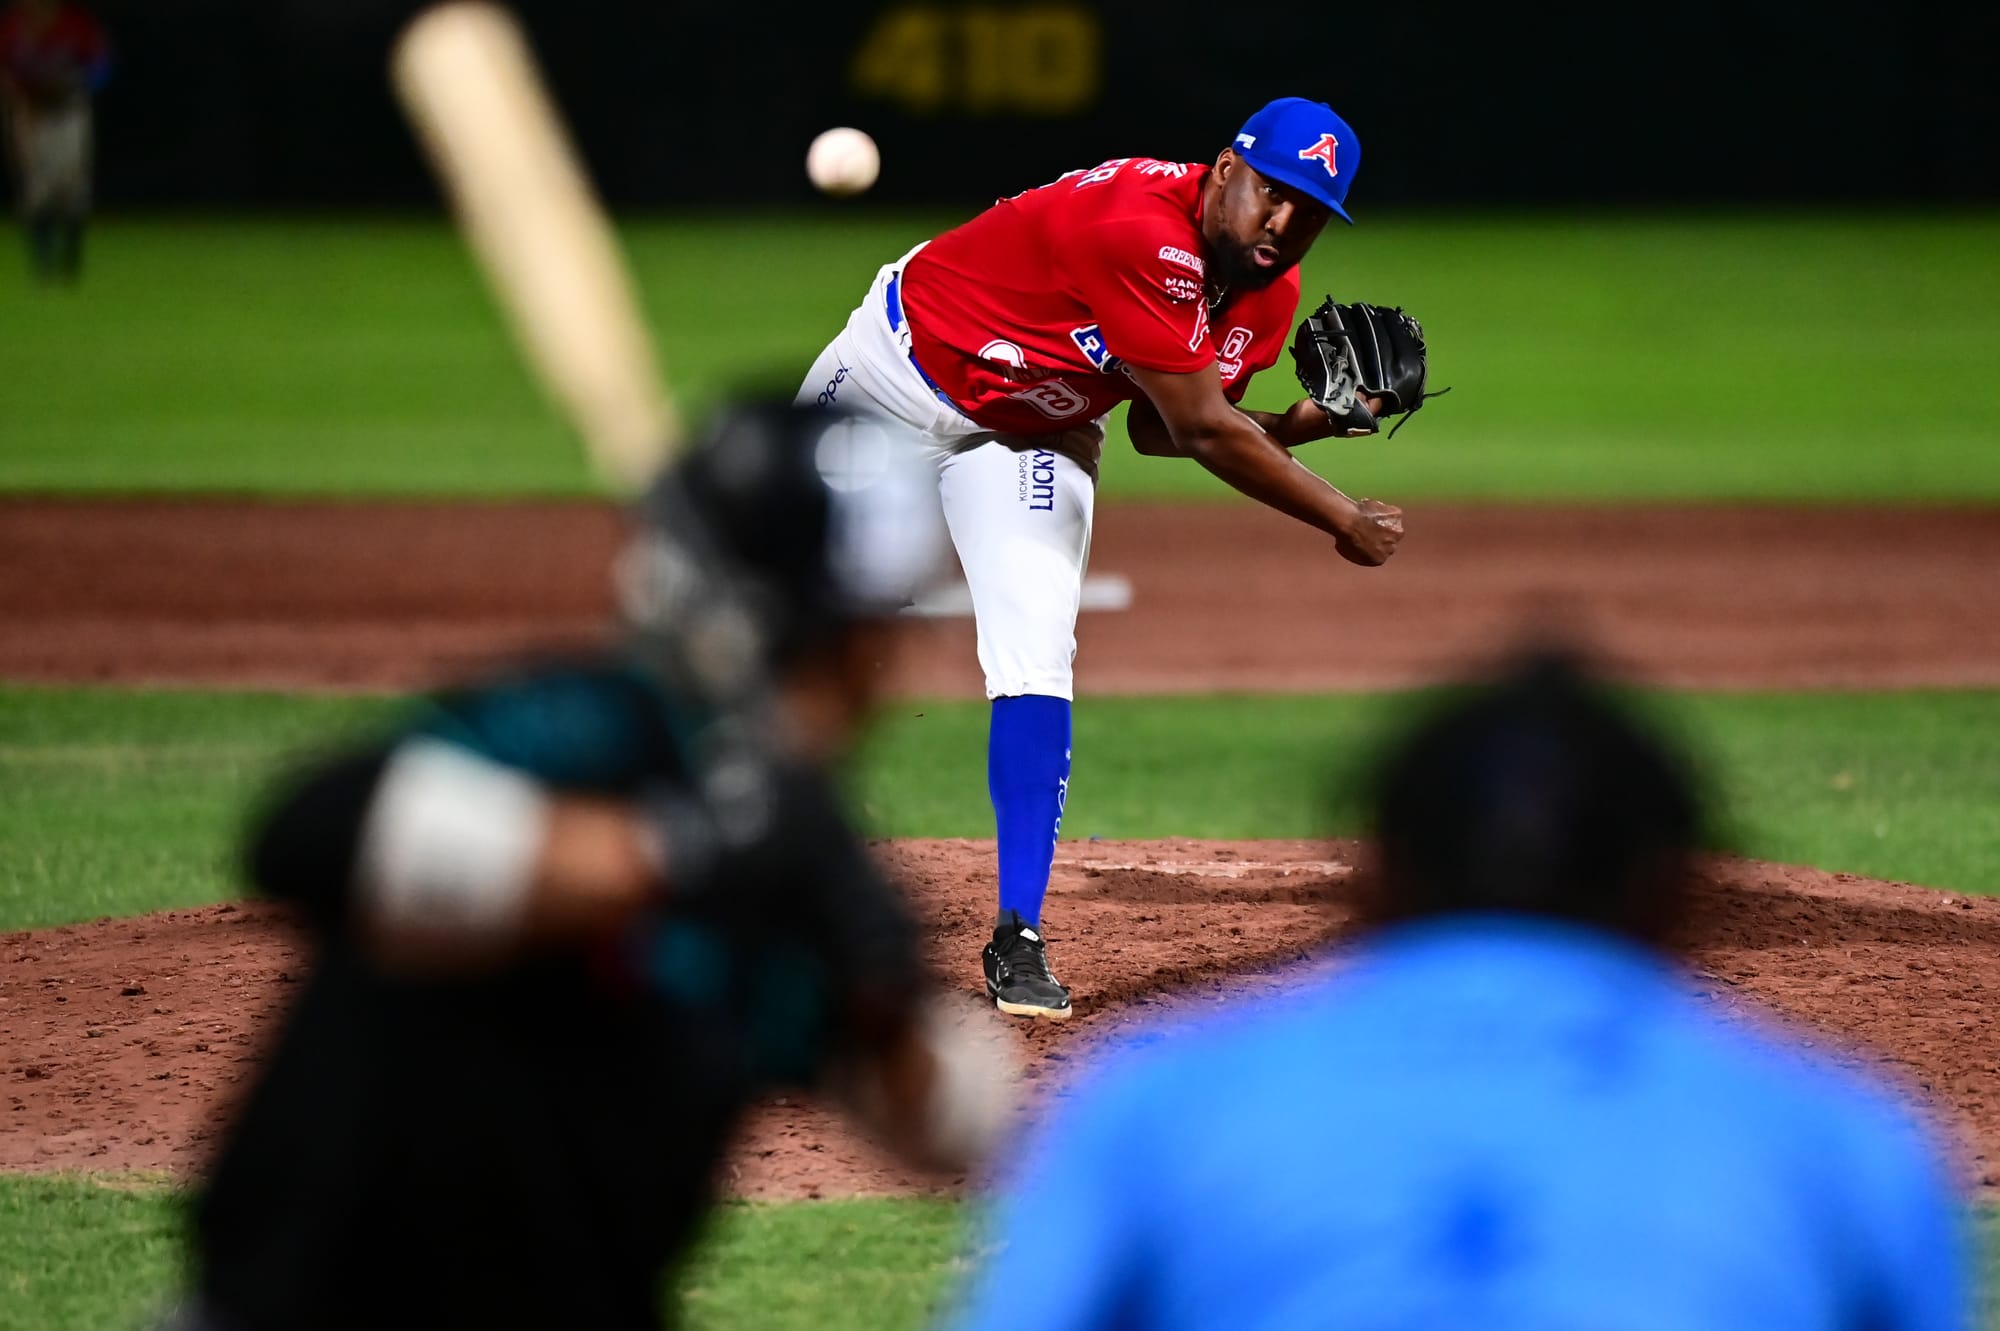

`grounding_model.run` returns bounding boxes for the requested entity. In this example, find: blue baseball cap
[1231,97,1362,224]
